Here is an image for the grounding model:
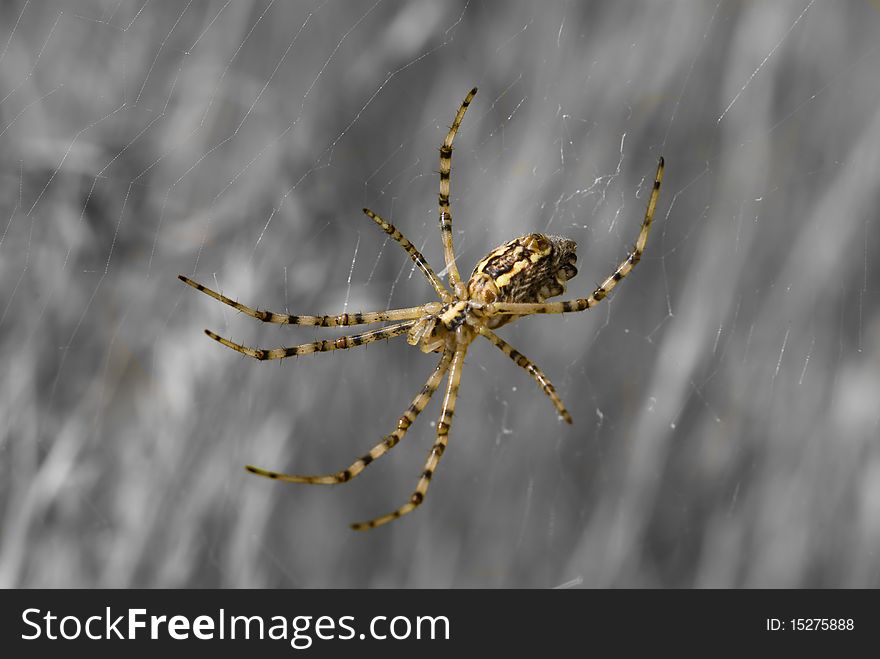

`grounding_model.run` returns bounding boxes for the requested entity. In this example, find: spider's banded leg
[438,87,477,296]
[486,157,664,317]
[477,327,572,424]
[362,209,451,302]
[246,351,453,484]
[179,275,427,326]
[204,321,415,361]
[351,346,467,530]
